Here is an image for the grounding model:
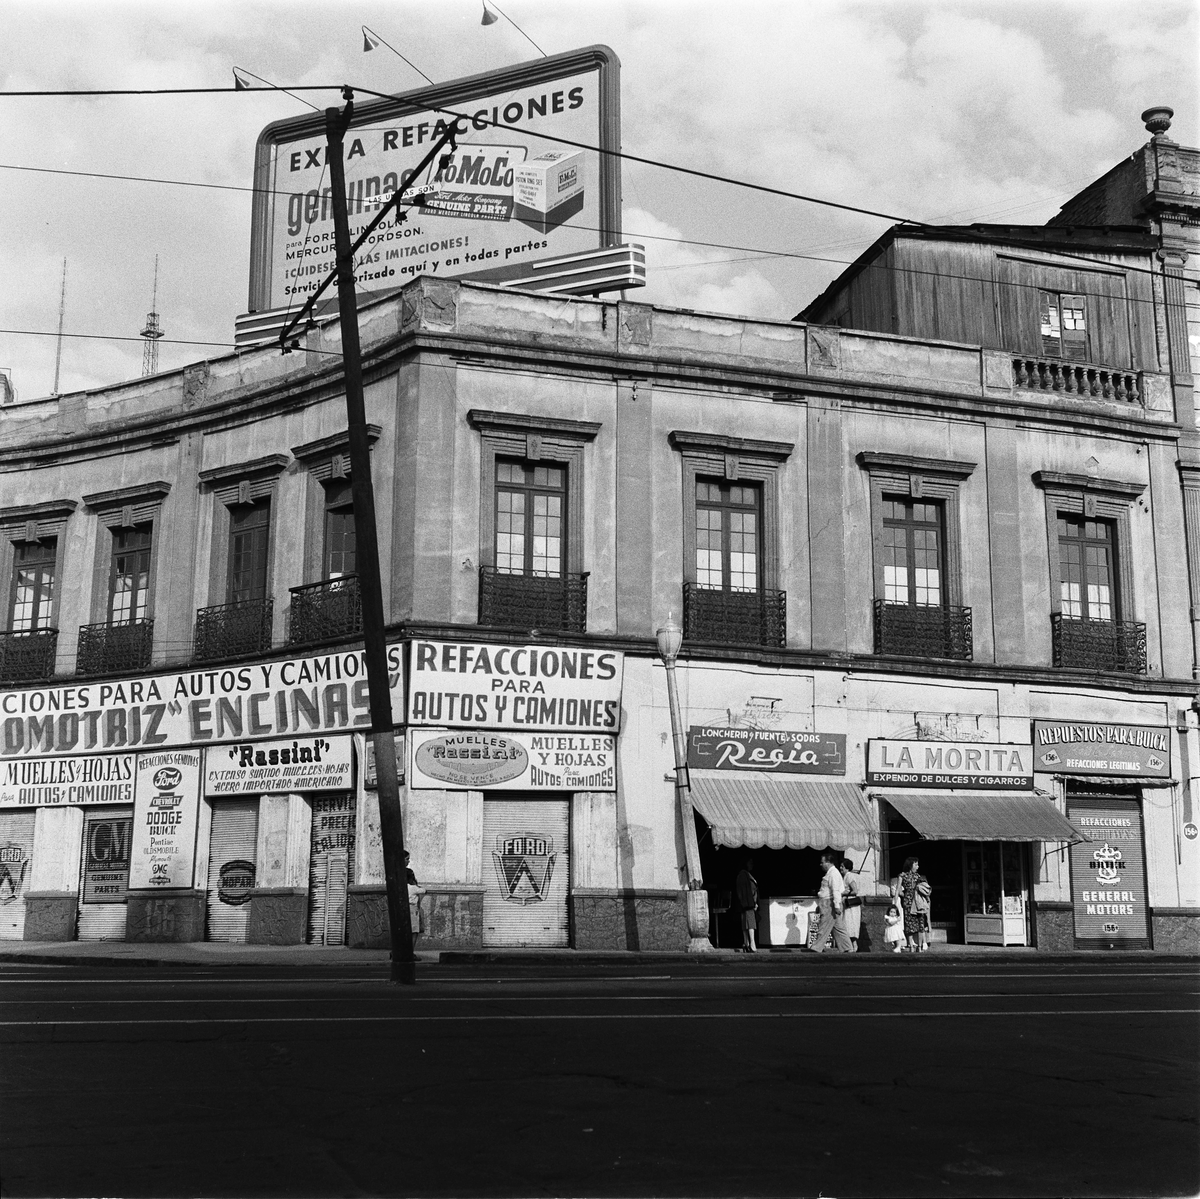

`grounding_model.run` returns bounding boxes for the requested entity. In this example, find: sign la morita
[250,47,621,310]
[407,640,623,733]
[0,645,403,758]
[866,739,1034,789]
